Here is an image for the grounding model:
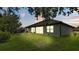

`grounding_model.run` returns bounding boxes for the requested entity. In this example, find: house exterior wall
[53,24,73,36]
[60,24,73,35]
[53,24,60,36]
[26,24,73,36]
[43,24,73,36]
